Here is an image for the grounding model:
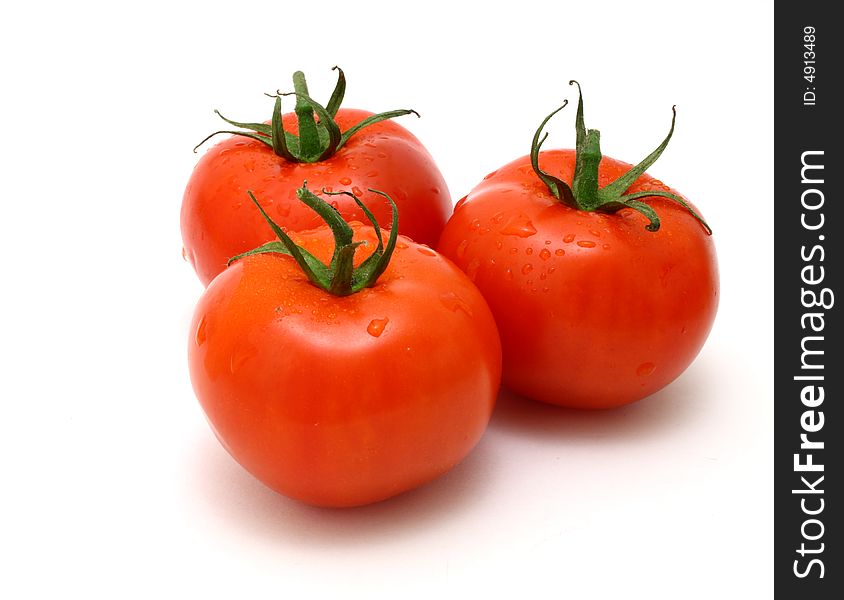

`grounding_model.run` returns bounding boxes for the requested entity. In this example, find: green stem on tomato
[530,80,712,234]
[228,183,399,296]
[193,67,419,163]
